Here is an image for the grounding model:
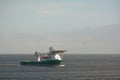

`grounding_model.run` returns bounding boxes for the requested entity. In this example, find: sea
[0,54,120,80]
